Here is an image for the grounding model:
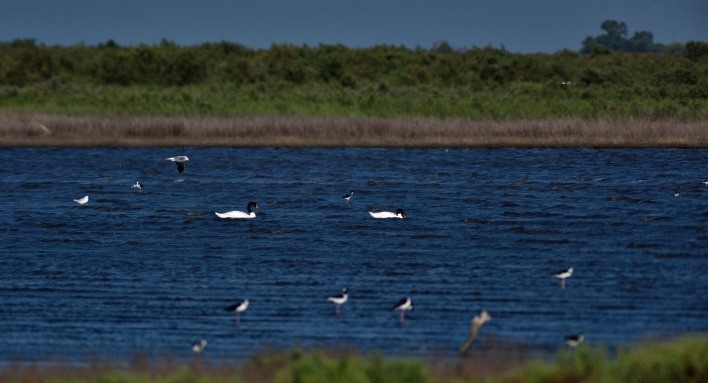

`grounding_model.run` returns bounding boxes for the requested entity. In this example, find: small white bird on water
[369,208,407,219]
[327,288,348,315]
[215,202,259,219]
[224,299,249,326]
[554,267,574,289]
[393,297,413,323]
[166,156,189,173]
[192,339,207,353]
[73,196,89,205]
[132,182,142,189]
